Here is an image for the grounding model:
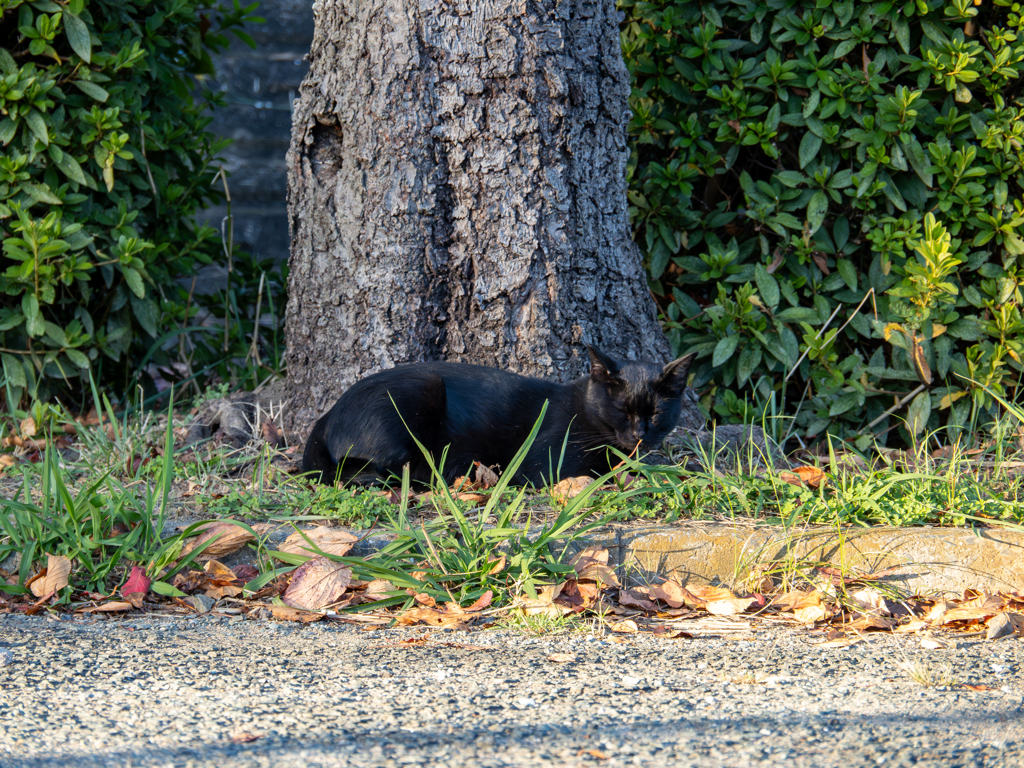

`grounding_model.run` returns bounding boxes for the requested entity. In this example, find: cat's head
[584,345,697,453]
